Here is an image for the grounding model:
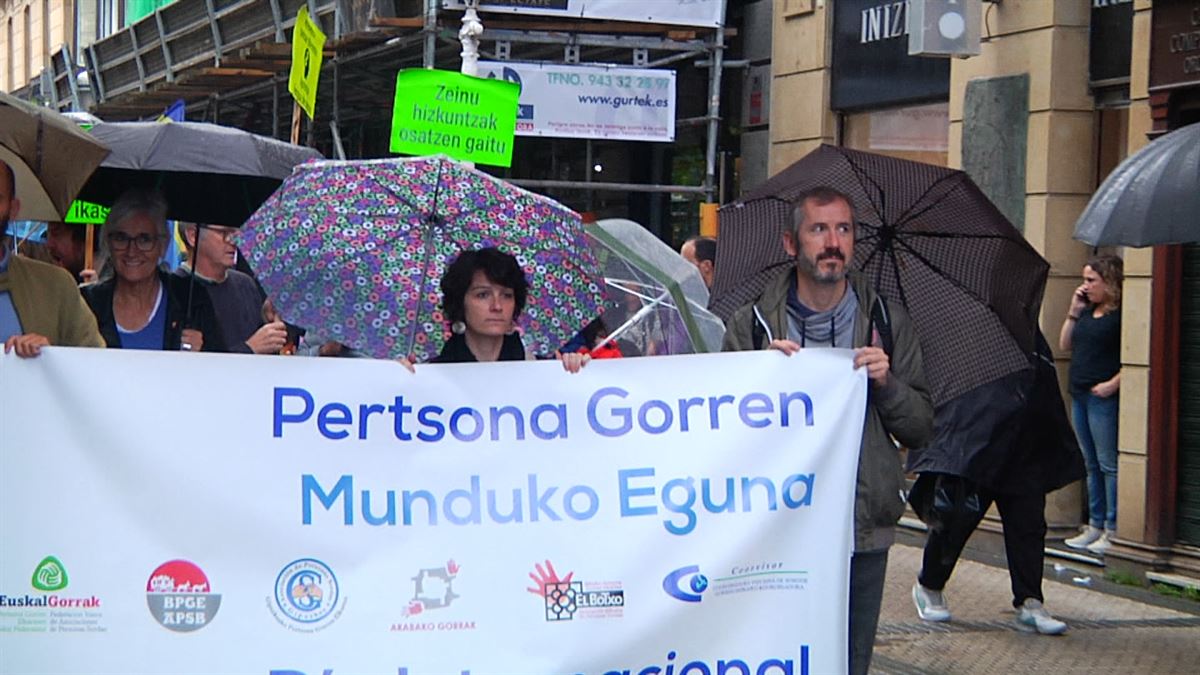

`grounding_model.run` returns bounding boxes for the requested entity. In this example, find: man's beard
[796,250,848,285]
